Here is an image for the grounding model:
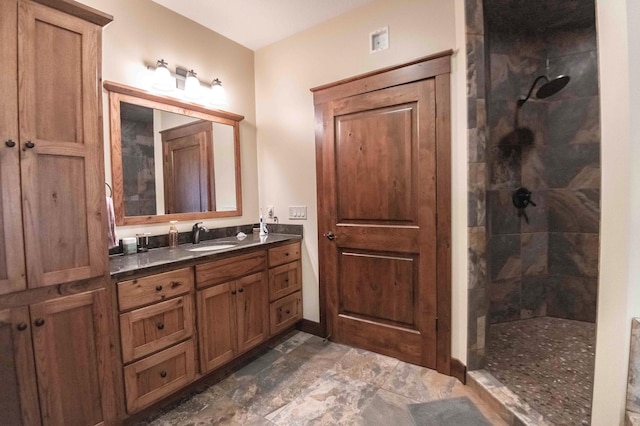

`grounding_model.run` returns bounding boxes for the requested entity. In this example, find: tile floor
[139,332,507,425]
[486,317,596,425]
